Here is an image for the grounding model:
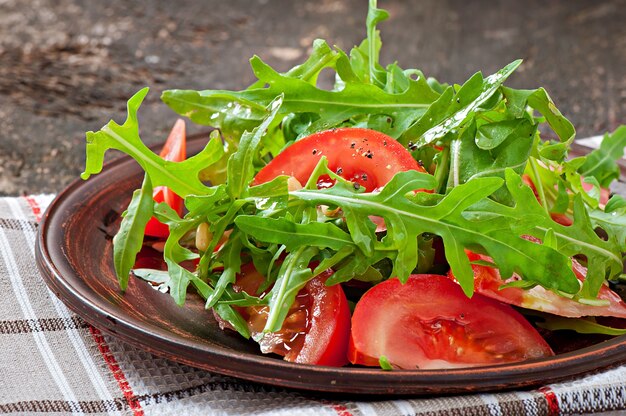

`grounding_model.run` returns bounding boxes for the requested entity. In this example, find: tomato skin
[253,128,426,192]
[226,264,351,367]
[145,119,187,238]
[349,274,553,369]
[458,250,626,319]
[292,275,351,366]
